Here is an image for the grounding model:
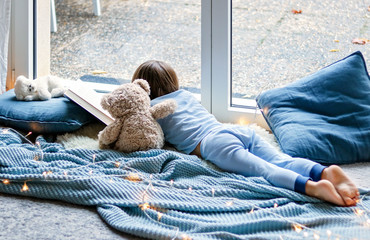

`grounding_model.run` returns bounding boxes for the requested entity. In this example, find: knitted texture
[0,128,369,240]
